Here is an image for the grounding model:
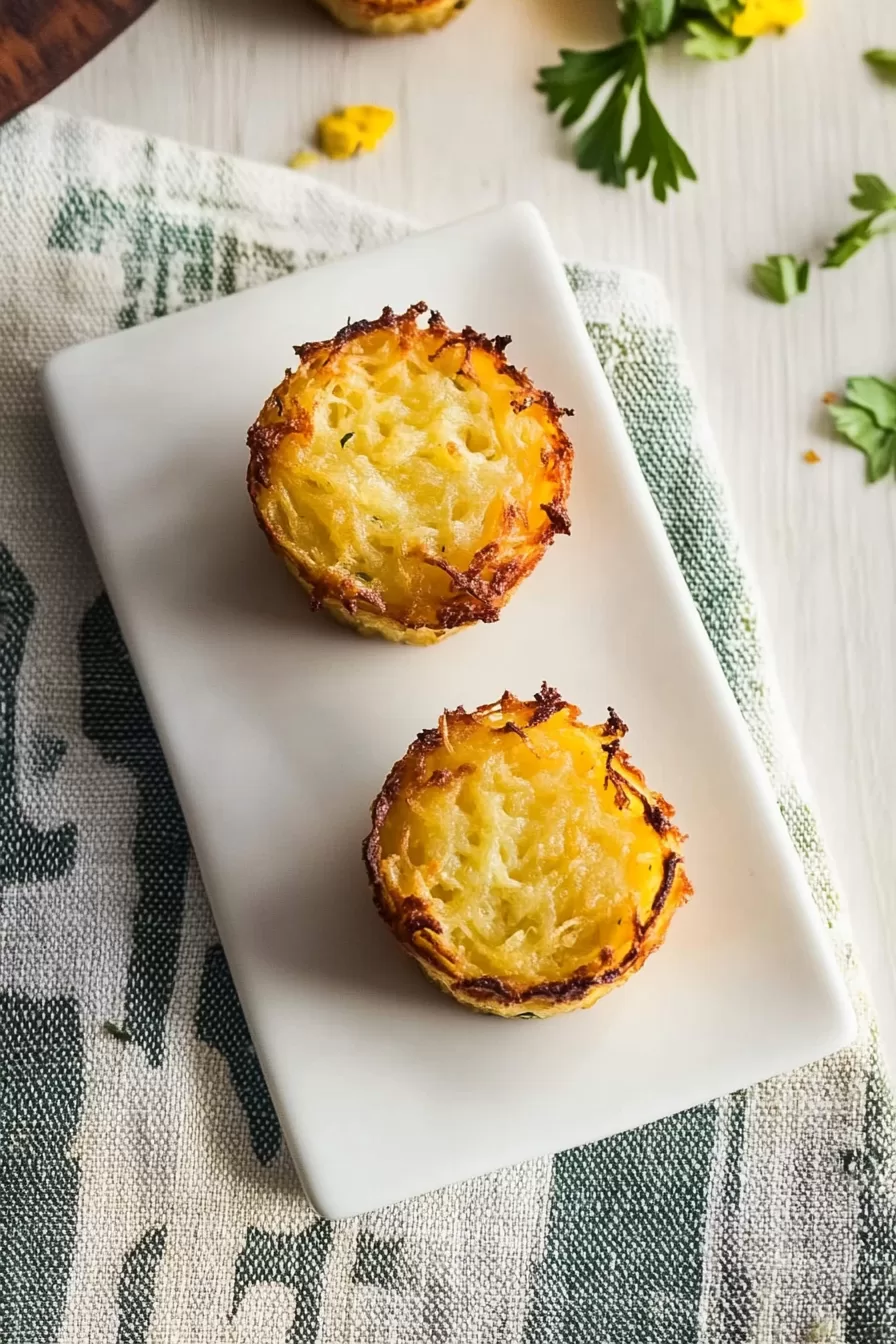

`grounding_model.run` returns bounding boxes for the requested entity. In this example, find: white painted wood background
[50,0,896,1076]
